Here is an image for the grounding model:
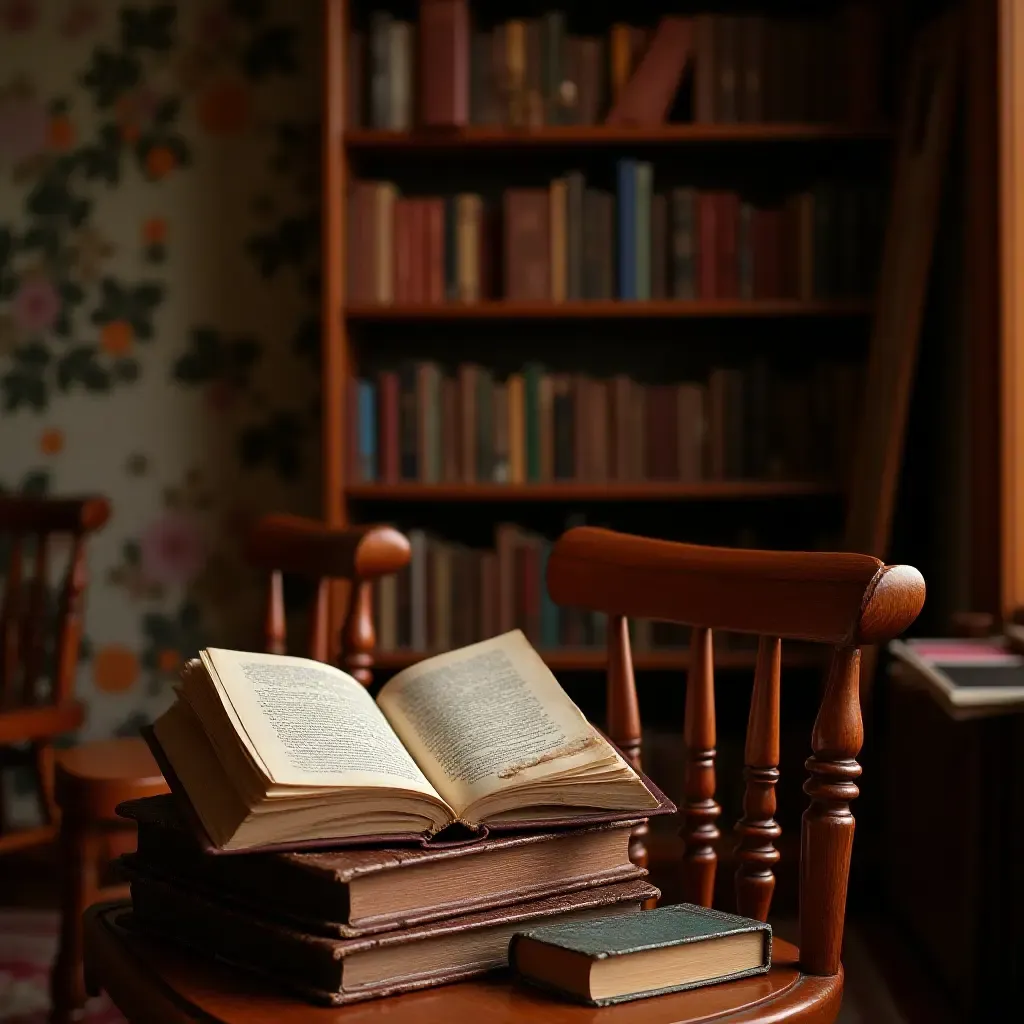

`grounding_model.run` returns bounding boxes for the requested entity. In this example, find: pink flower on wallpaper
[1,0,38,32]
[12,277,60,331]
[140,512,207,586]
[60,1,100,38]
[0,96,46,163]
